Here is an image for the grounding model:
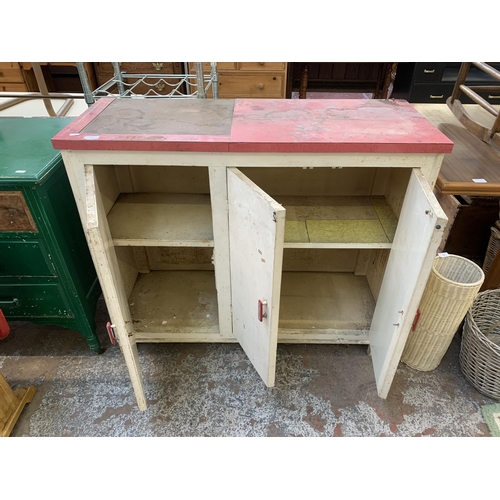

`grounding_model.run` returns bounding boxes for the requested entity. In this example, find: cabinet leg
[116,328,147,411]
